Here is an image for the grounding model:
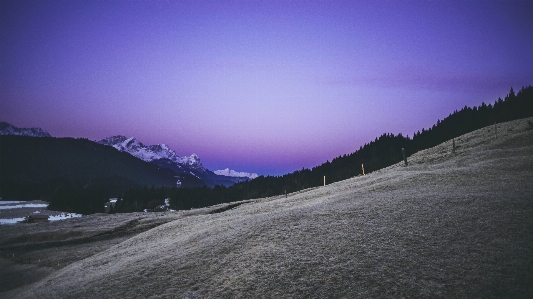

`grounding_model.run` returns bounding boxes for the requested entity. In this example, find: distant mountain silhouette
[0,121,52,137]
